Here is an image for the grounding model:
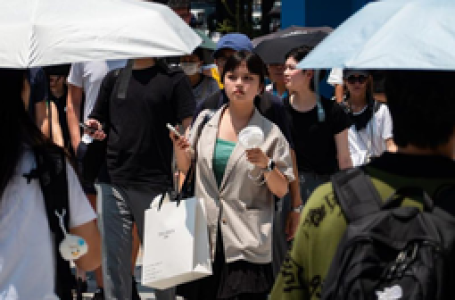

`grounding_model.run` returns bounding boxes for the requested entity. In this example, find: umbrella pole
[315,69,325,122]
